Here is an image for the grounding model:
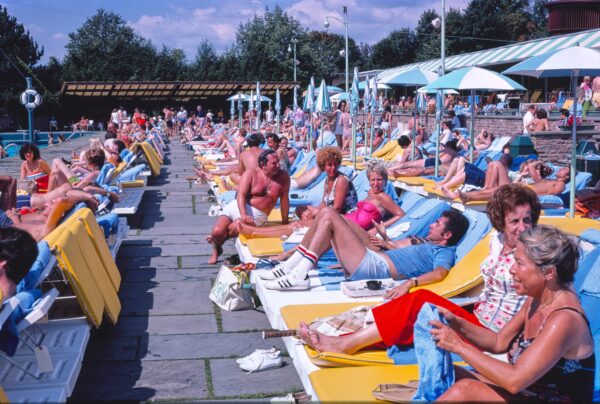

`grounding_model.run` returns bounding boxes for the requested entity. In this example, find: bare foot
[434,182,446,190]
[441,186,460,200]
[206,235,223,264]
[298,322,344,353]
